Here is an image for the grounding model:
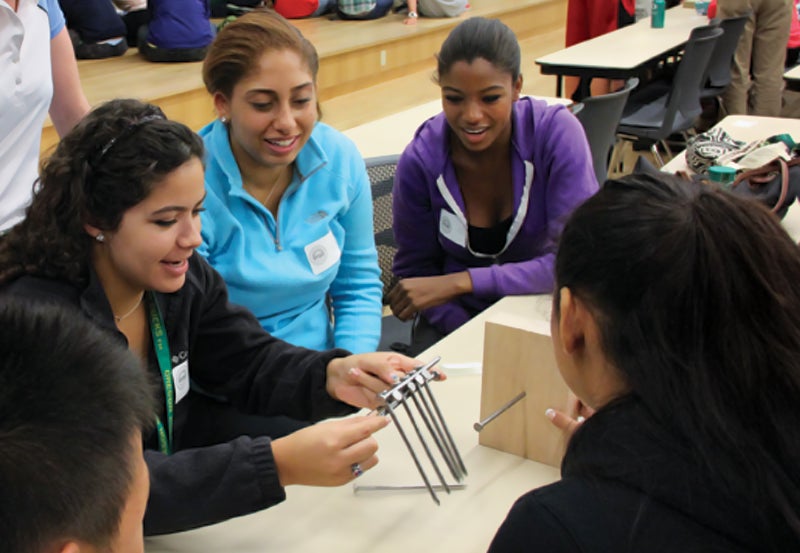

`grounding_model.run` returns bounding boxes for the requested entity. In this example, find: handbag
[634,154,800,219]
[678,132,800,218]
